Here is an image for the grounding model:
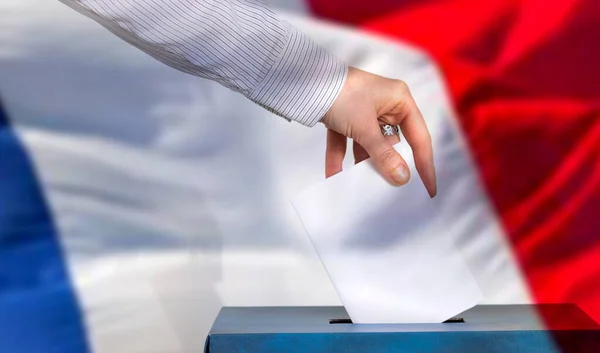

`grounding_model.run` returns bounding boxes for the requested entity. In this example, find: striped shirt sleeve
[58,0,348,127]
